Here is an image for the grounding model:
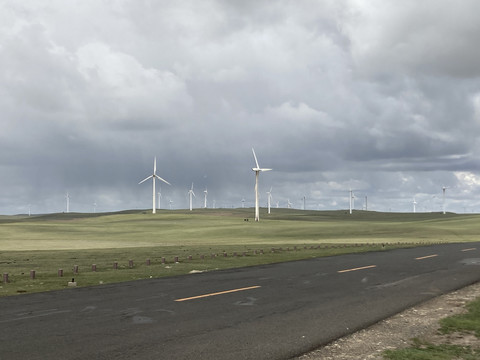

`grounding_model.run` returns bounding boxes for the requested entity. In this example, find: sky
[2,0,480,215]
